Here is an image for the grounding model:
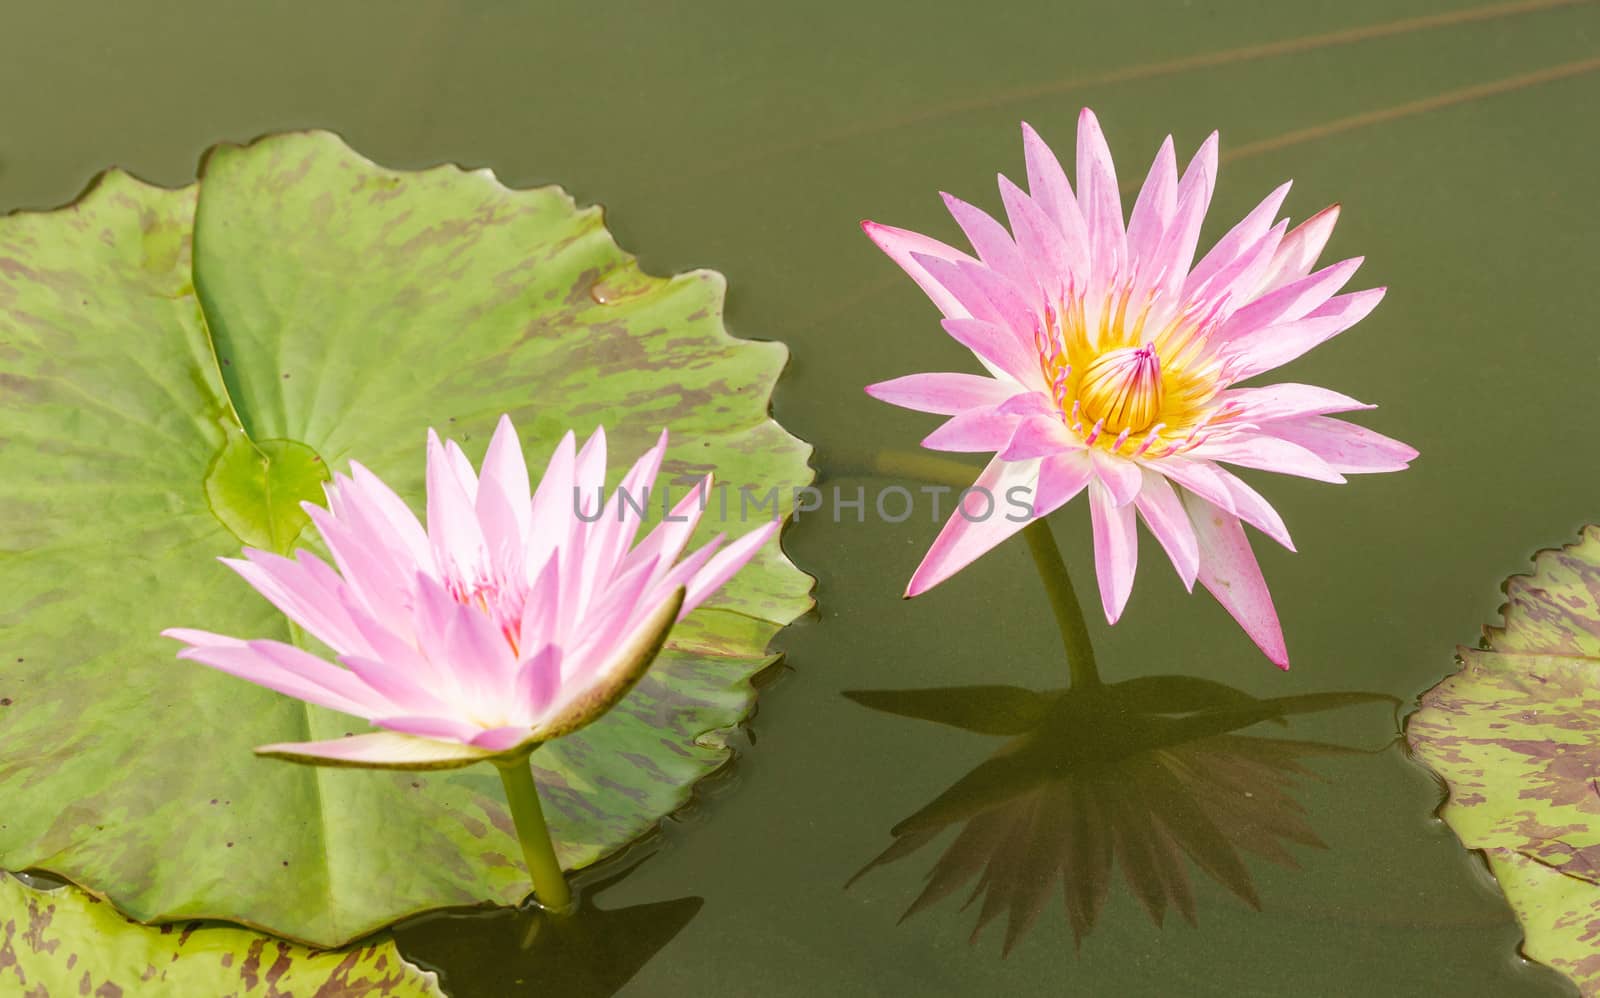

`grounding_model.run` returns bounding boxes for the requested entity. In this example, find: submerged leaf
[0,873,443,997]
[0,132,812,946]
[1409,525,1600,994]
